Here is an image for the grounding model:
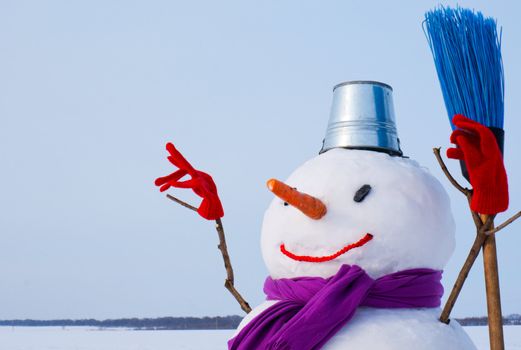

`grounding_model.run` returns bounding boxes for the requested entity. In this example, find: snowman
[228,81,477,349]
